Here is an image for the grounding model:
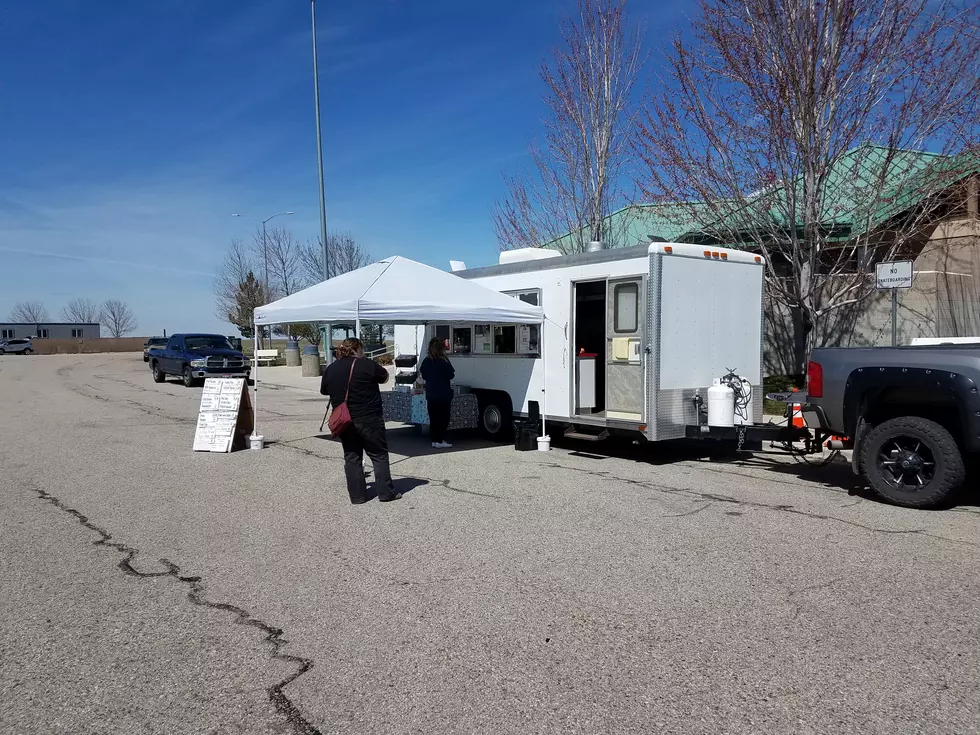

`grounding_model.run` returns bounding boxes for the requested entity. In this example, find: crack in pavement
[27,483,323,735]
[784,576,847,622]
